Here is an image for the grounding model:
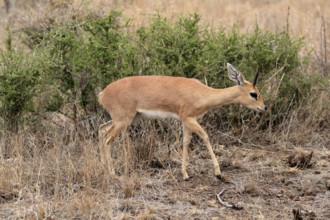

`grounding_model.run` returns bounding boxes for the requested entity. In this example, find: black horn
[253,71,259,86]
